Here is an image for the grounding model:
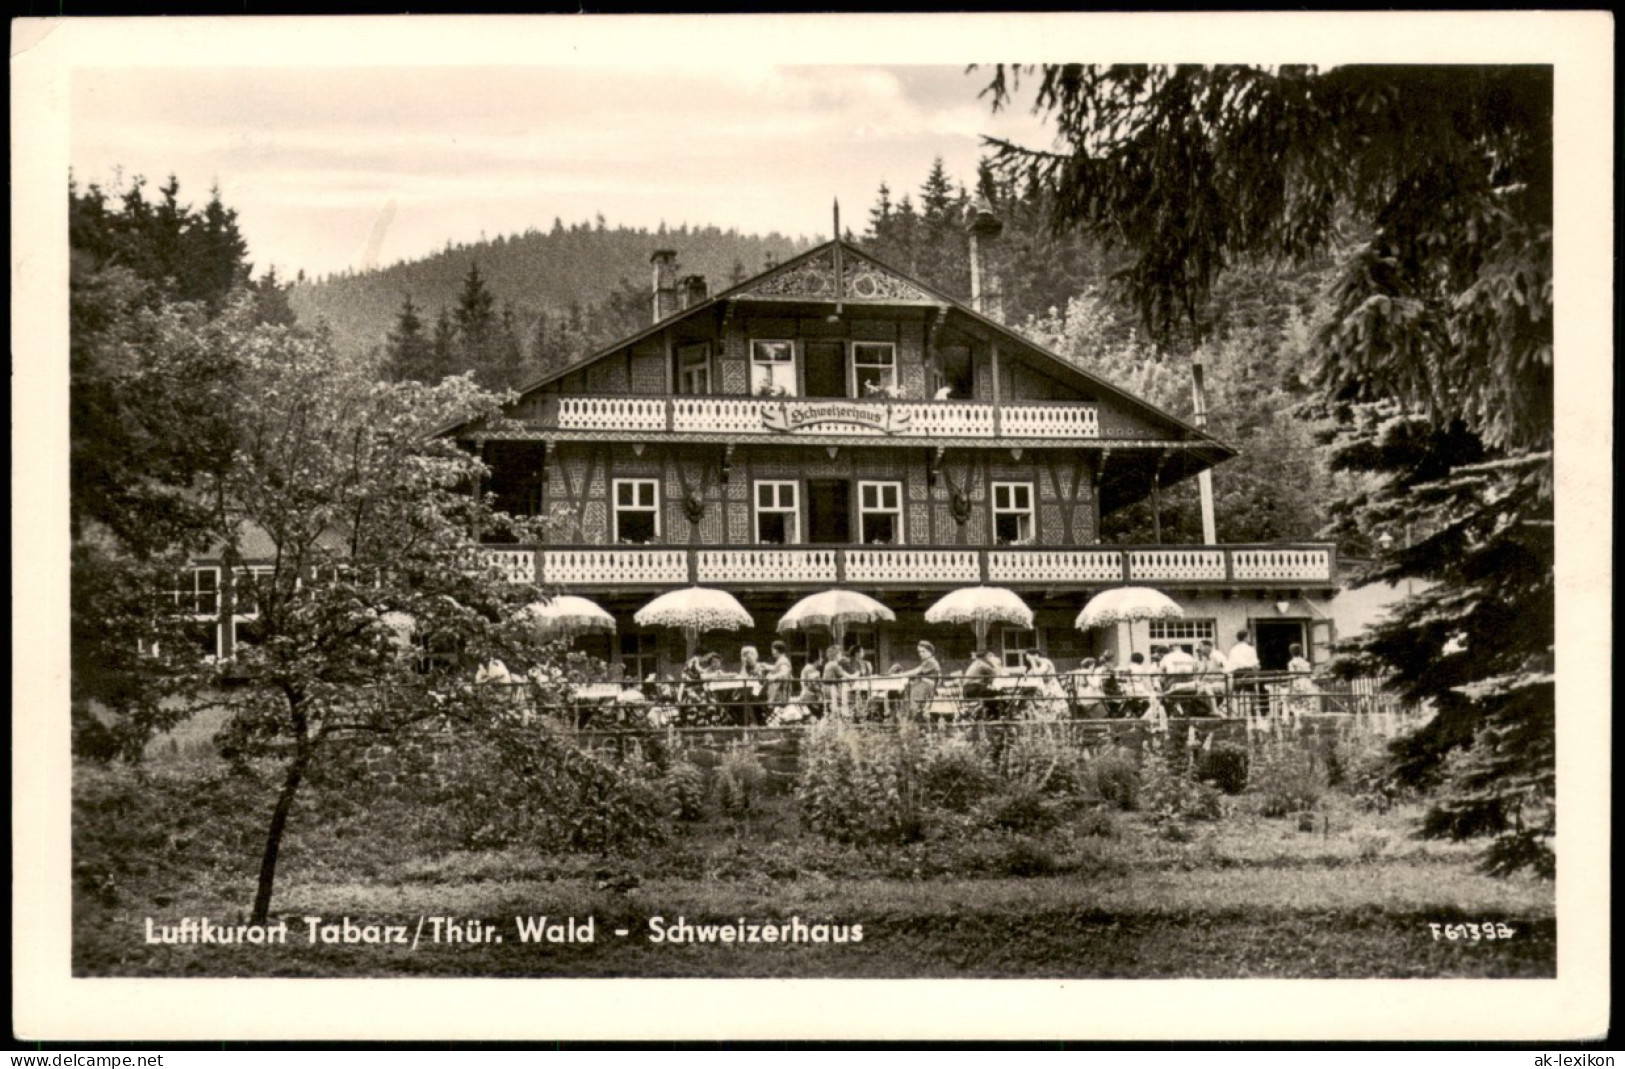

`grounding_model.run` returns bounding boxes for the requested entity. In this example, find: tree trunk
[250,704,311,925]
